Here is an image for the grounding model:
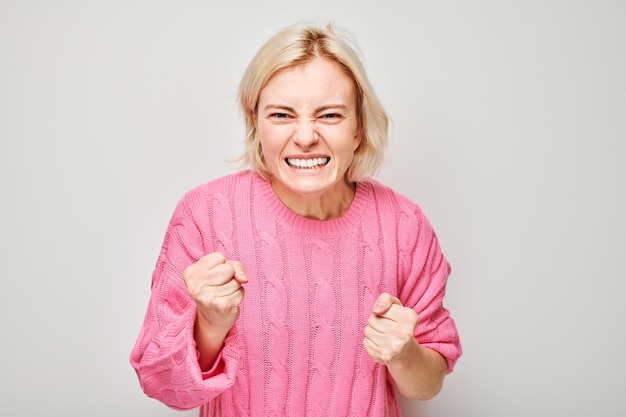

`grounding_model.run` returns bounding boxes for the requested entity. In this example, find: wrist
[194,312,231,371]
[195,311,232,338]
[386,337,420,368]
